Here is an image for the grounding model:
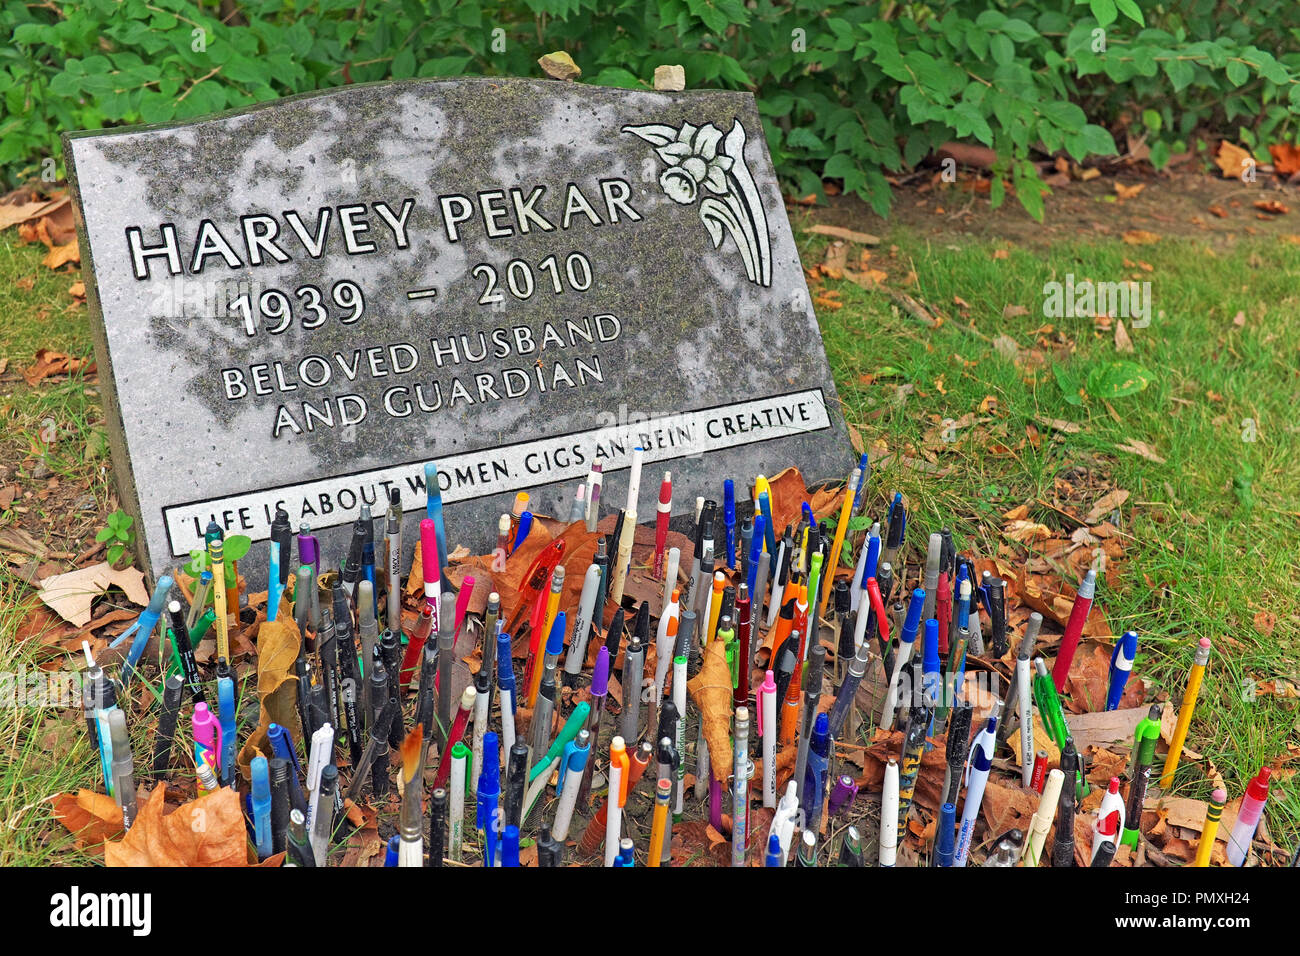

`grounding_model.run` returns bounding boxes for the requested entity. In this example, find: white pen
[550,729,589,842]
[500,682,516,761]
[304,722,334,833]
[759,669,778,807]
[954,715,999,866]
[471,673,489,790]
[880,757,899,866]
[848,524,878,615]
[1023,767,1063,866]
[564,564,602,678]
[765,538,789,630]
[653,589,680,707]
[881,588,924,729]
[673,647,688,815]
[584,462,603,532]
[1019,613,1043,787]
[770,781,799,866]
[604,736,628,866]
[660,547,681,616]
[625,446,644,514]
[449,742,467,862]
